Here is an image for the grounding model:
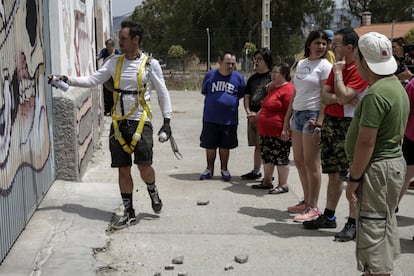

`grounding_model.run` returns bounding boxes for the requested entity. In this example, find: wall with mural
[0,0,53,263]
[0,0,112,264]
[50,0,104,181]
